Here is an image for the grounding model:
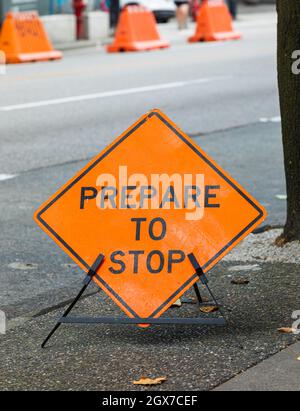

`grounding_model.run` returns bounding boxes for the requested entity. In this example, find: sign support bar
[59,317,226,325]
[41,253,227,348]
